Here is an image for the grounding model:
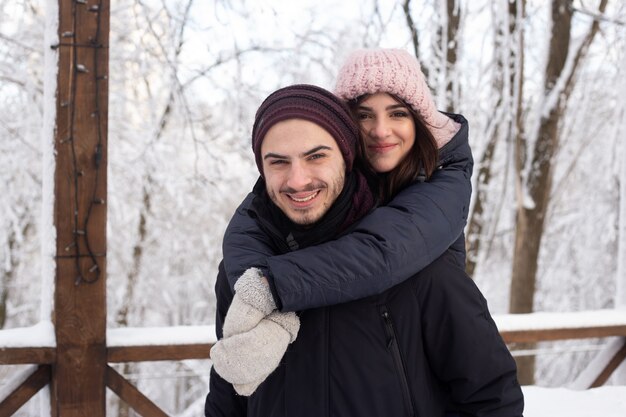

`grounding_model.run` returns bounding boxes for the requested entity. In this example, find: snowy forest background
[1,0,626,415]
